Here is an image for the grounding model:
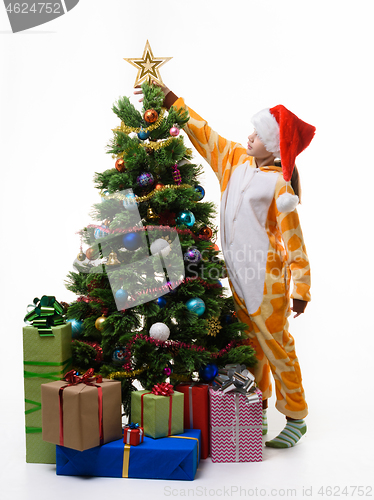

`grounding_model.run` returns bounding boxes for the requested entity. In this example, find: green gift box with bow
[23,296,72,463]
